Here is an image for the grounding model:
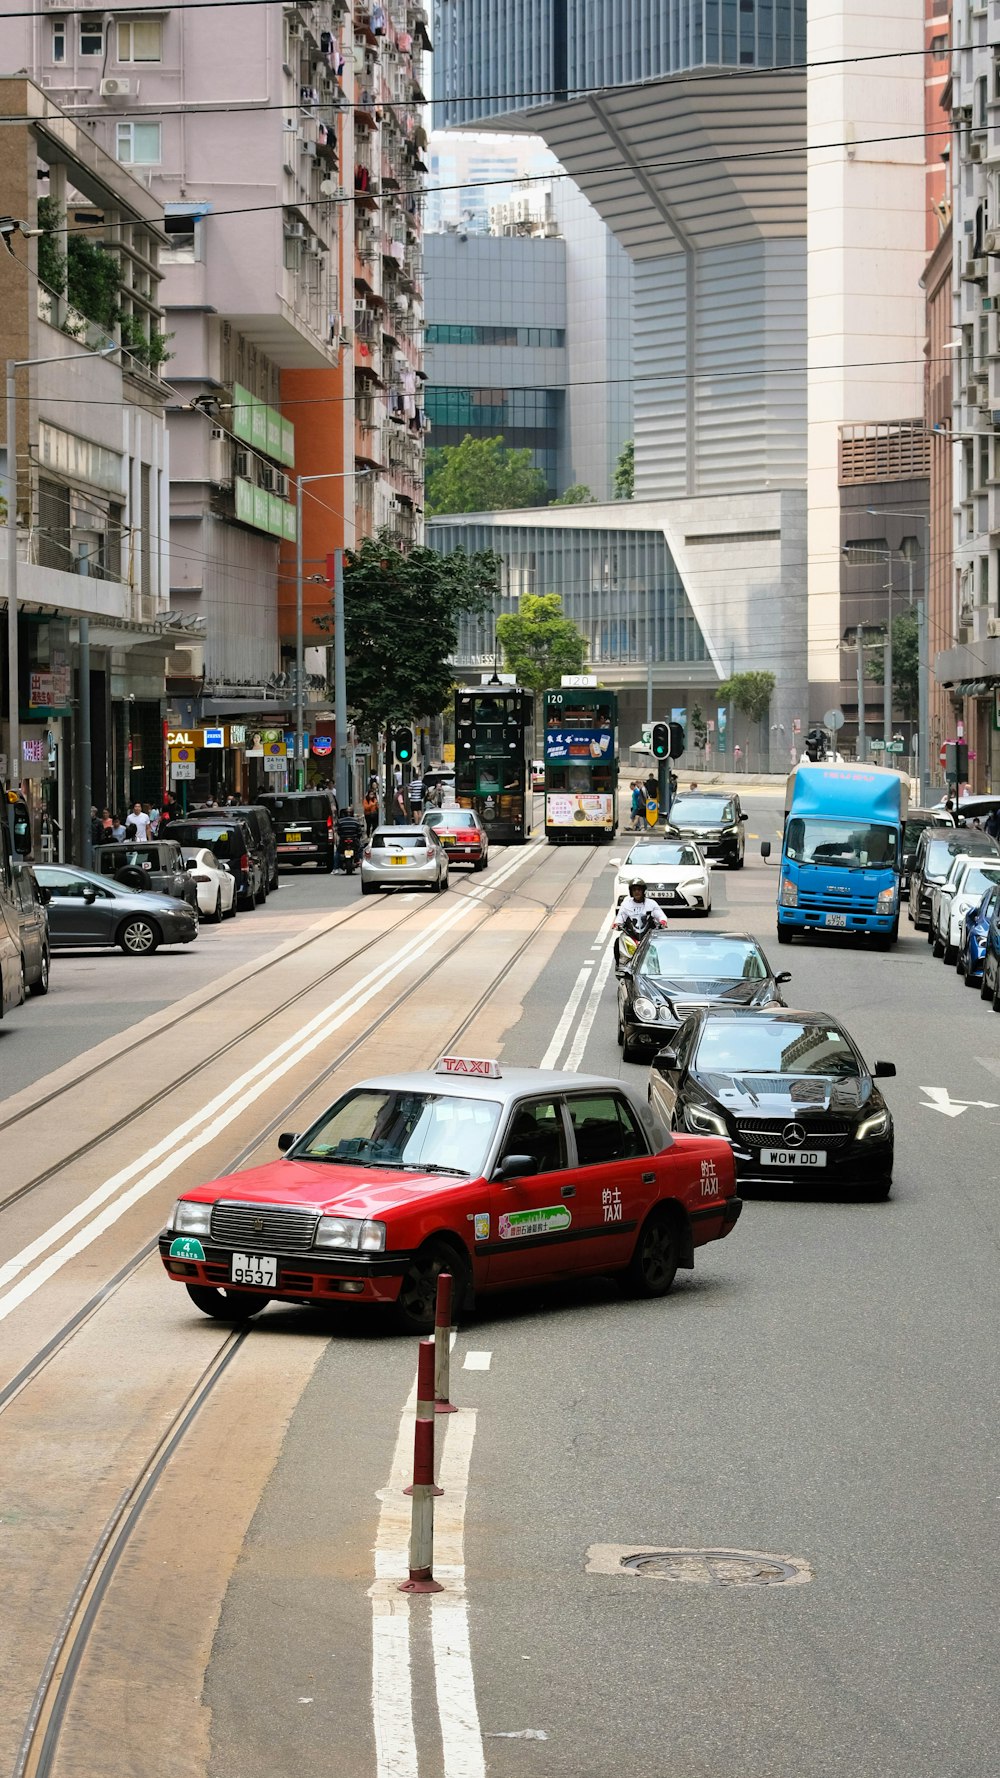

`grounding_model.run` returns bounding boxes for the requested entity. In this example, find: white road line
[432,1412,484,1778]
[539,961,593,1070]
[462,1351,492,1372]
[0,840,548,1322]
[564,928,616,1073]
[370,1377,419,1778]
